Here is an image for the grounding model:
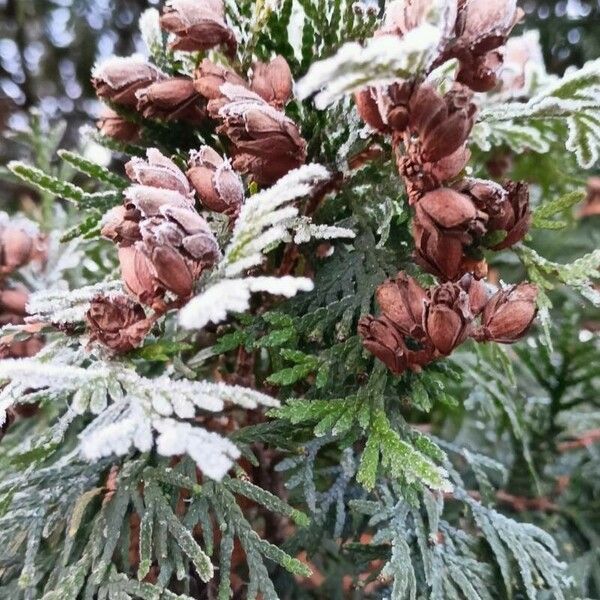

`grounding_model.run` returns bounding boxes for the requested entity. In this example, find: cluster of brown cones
[93,0,306,186]
[0,213,46,359]
[359,273,537,375]
[89,146,240,353]
[356,0,539,374]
